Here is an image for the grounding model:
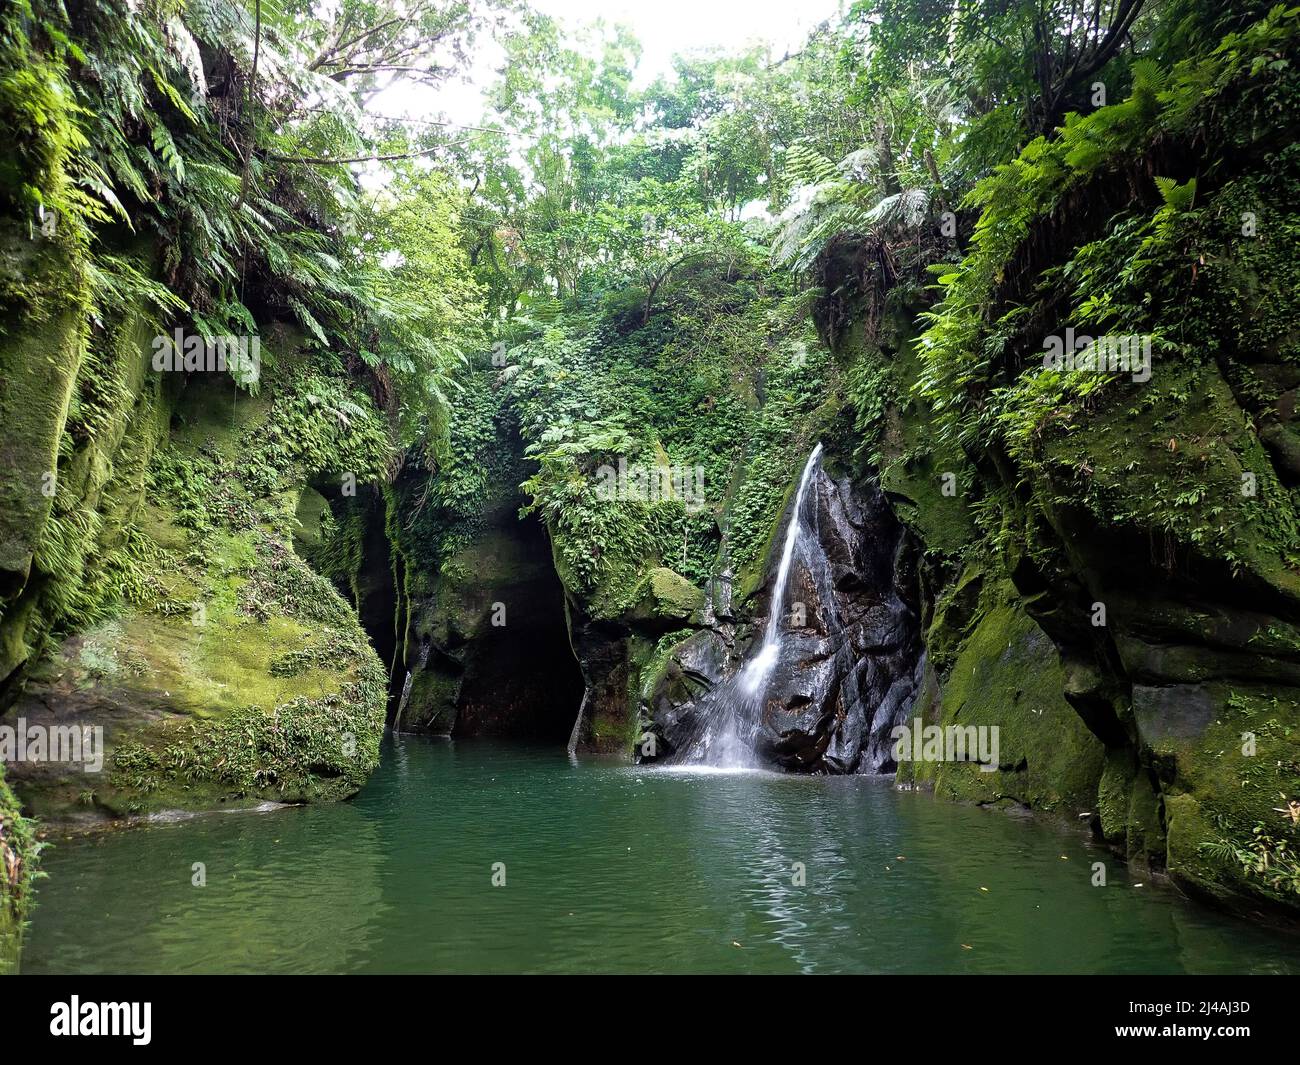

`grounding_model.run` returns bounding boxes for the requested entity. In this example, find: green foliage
[773,113,950,277]
[268,628,363,678]
[1,0,487,464]
[726,340,839,578]
[239,535,360,627]
[0,0,107,248]
[356,168,486,447]
[915,5,1300,453]
[0,767,43,971]
[844,0,1151,150]
[842,347,899,467]
[253,373,393,489]
[1200,821,1300,897]
[501,266,835,612]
